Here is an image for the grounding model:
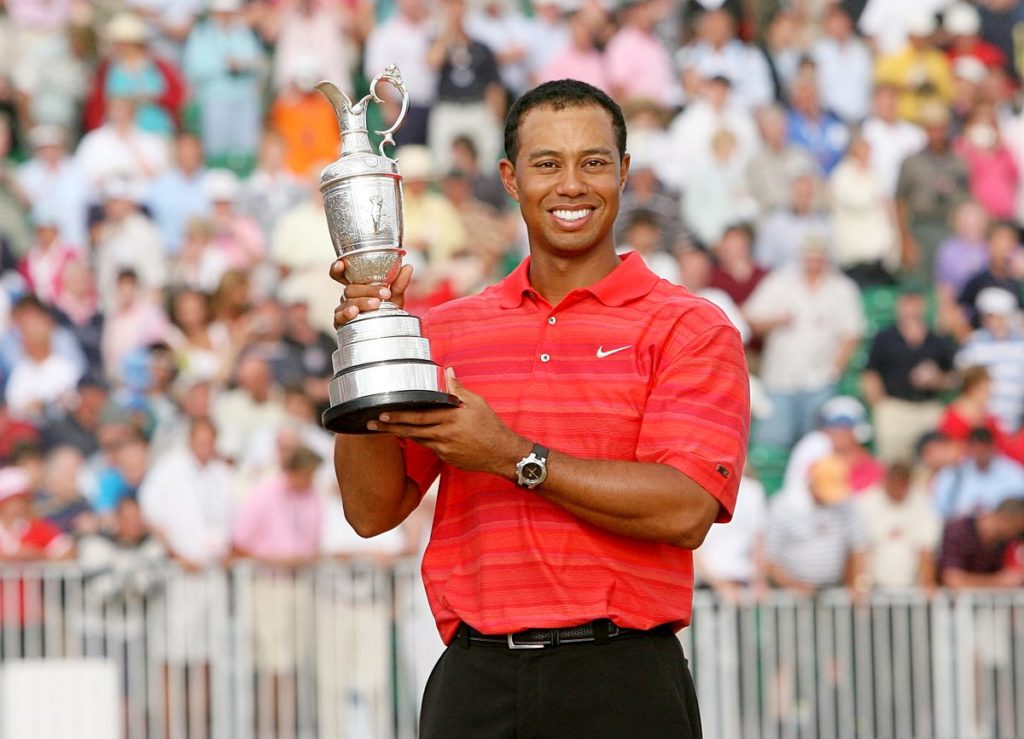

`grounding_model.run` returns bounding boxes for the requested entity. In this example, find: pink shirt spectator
[5,0,72,29]
[536,49,610,94]
[604,26,675,107]
[955,139,1020,220]
[232,475,322,561]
